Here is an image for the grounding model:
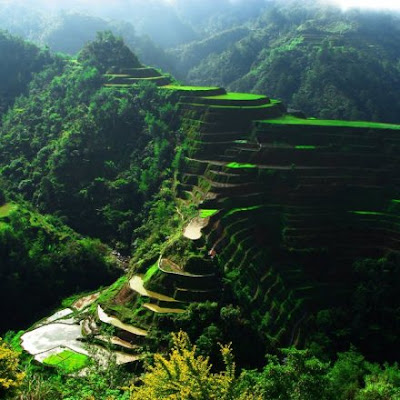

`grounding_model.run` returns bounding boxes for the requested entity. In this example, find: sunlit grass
[202,92,267,101]
[226,162,257,169]
[162,85,221,91]
[199,209,219,218]
[261,115,400,130]
[144,262,159,283]
[43,350,89,372]
[225,205,262,217]
[295,145,316,150]
[0,203,18,218]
